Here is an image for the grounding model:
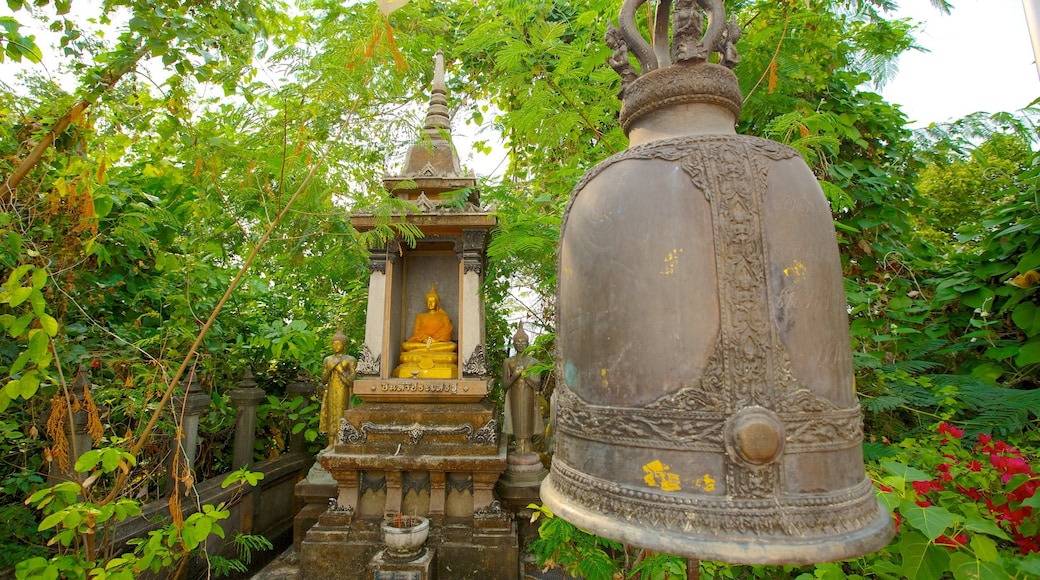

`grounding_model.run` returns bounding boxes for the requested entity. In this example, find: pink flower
[938,422,964,439]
